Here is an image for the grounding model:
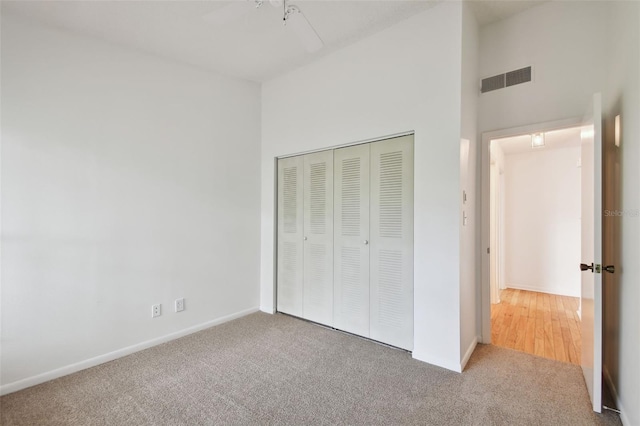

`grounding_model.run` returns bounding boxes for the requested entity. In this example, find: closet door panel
[334,144,370,337]
[370,135,414,350]
[277,156,304,317]
[303,151,334,325]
